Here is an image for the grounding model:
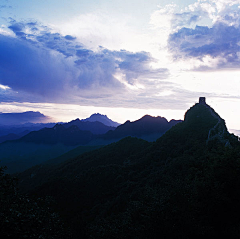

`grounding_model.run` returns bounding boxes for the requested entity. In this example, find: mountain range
[0,114,181,173]
[16,115,181,146]
[101,115,182,142]
[8,99,240,238]
[0,113,118,143]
